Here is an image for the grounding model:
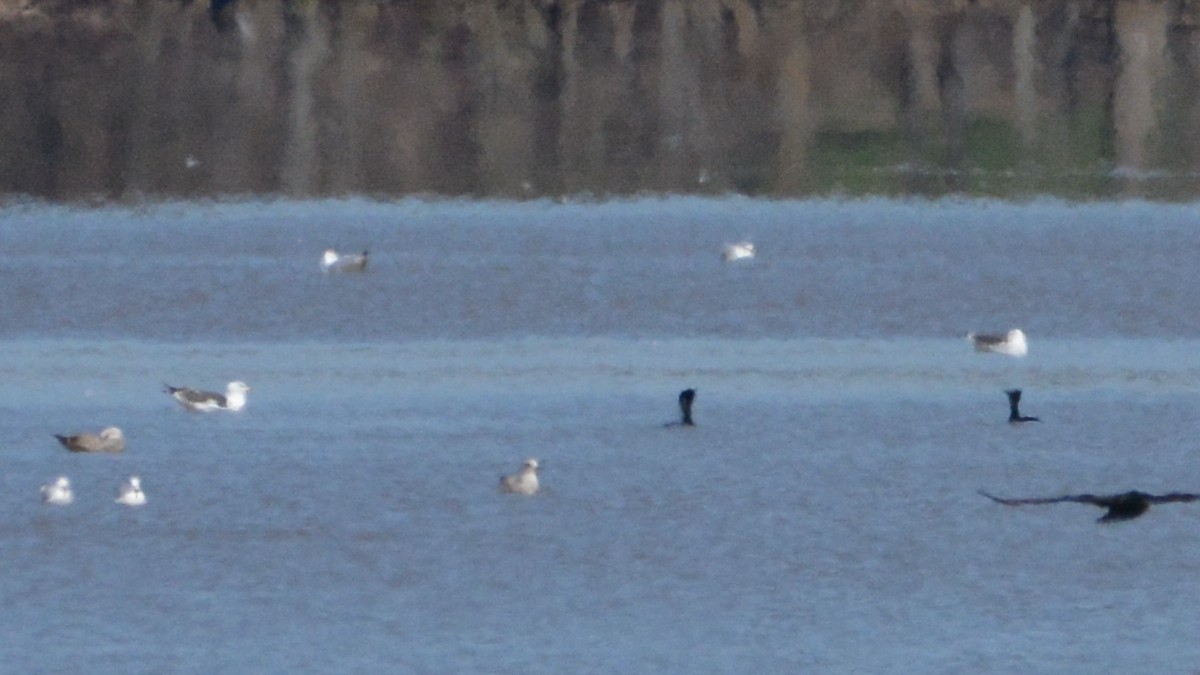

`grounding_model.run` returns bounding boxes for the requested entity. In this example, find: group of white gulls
[41,475,145,507]
[26,327,1036,506]
[40,246,417,505]
[47,376,547,500]
[42,380,254,507]
[45,287,1185,522]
